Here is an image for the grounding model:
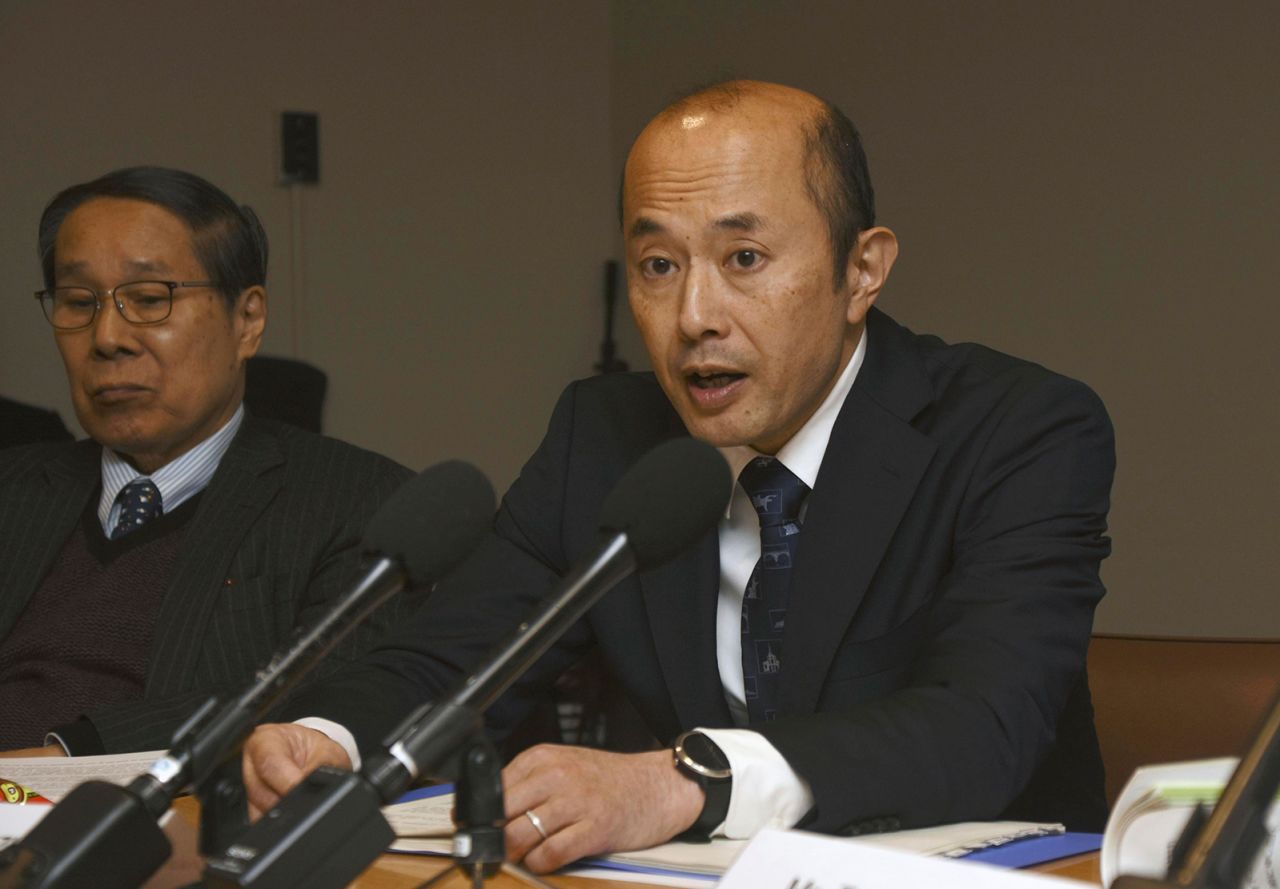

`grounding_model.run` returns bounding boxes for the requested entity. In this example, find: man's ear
[235,285,268,361]
[844,227,899,325]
